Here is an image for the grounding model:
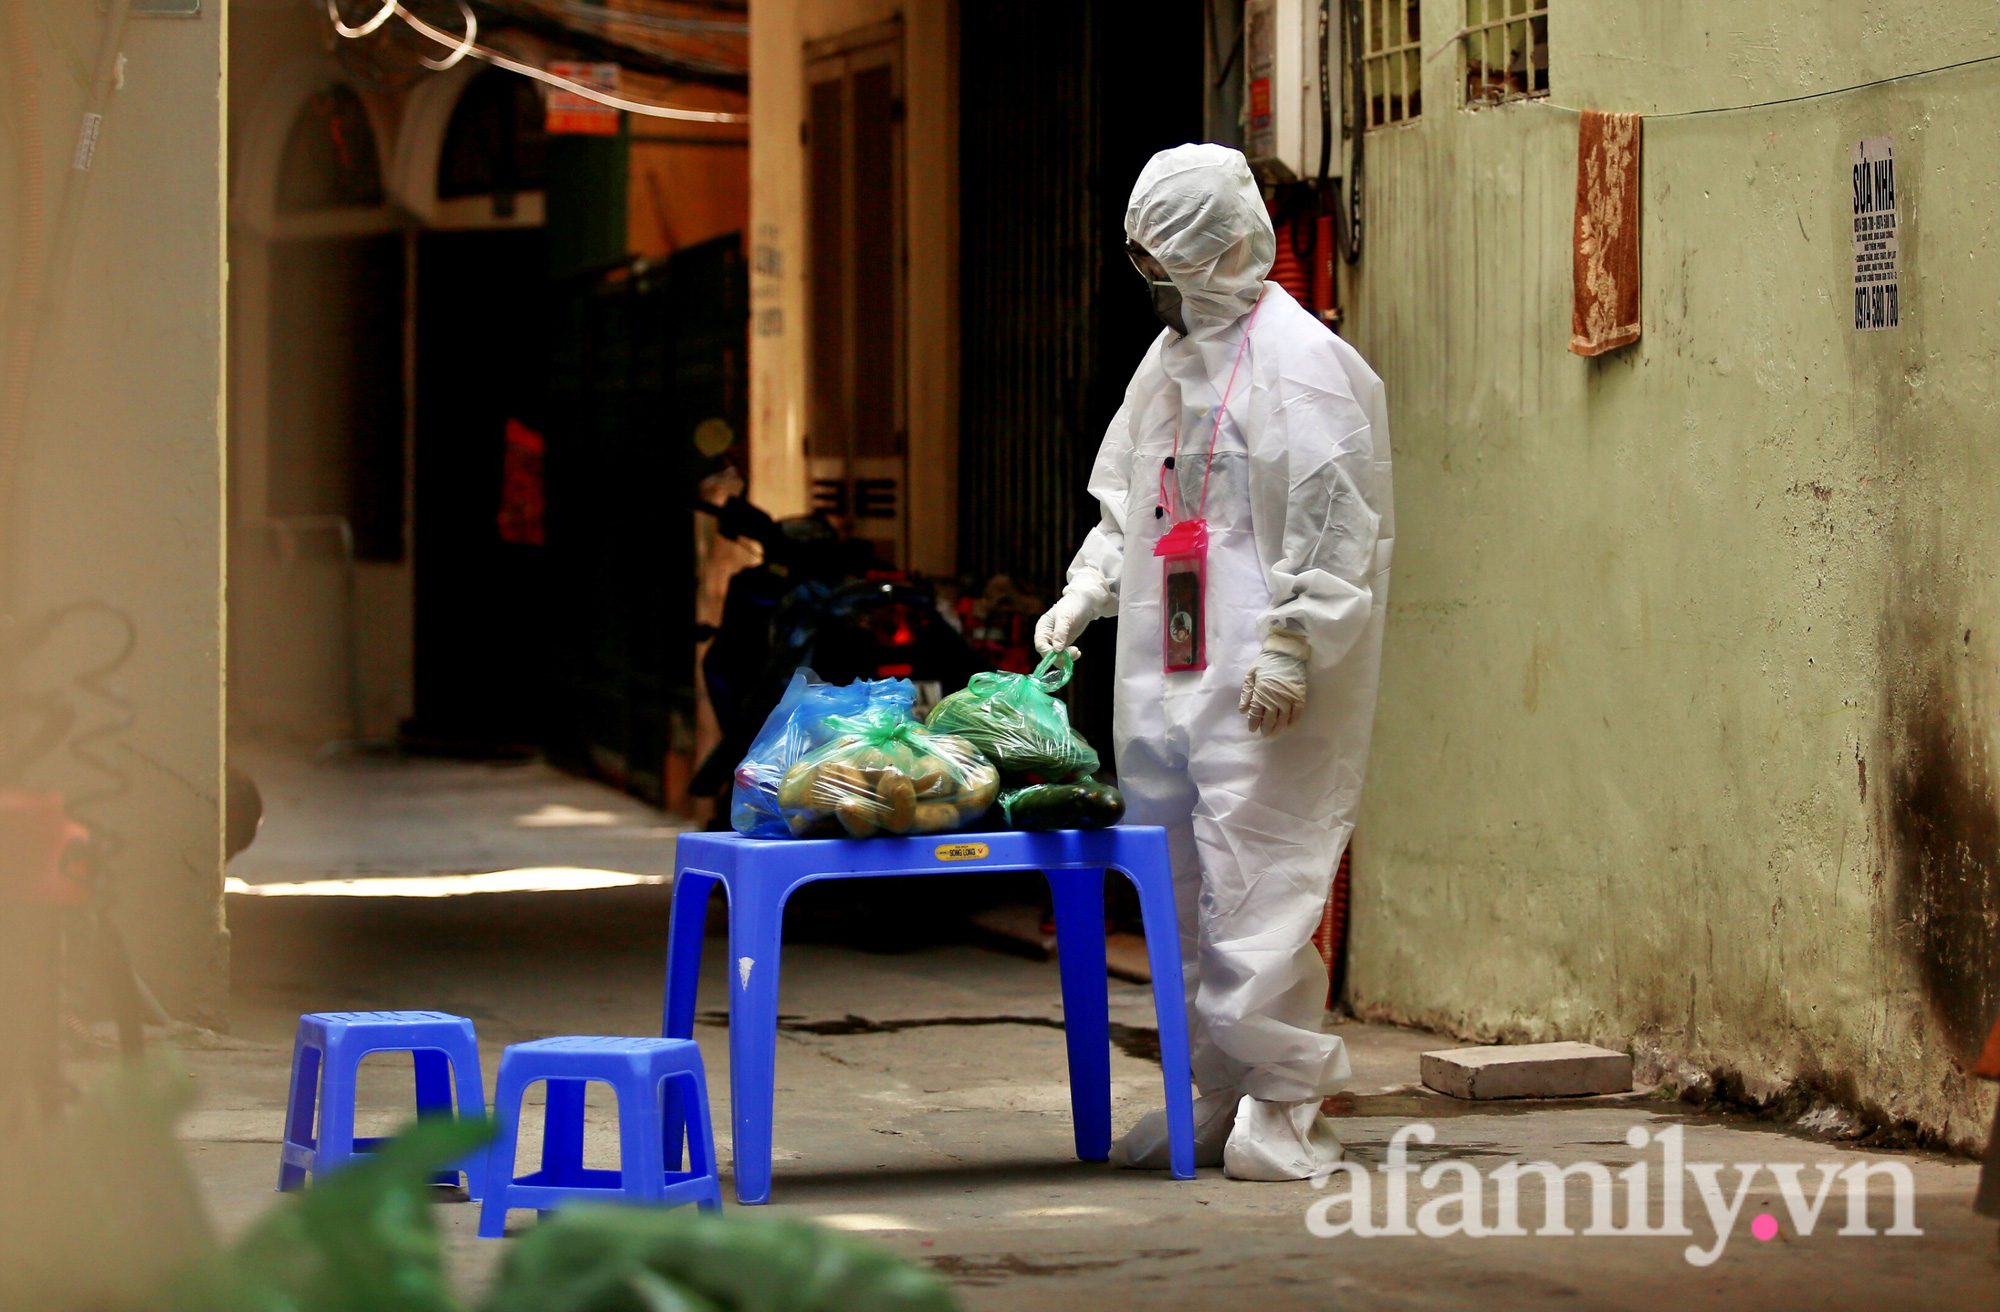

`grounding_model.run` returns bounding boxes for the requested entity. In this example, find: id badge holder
[1153,518,1209,673]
